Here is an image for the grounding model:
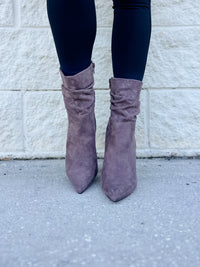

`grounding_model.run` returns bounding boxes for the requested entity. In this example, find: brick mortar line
[143,90,148,148]
[21,90,27,153]
[20,91,25,152]
[13,0,21,28]
[0,25,14,28]
[0,149,200,160]
[1,25,200,29]
[146,89,151,148]
[0,88,200,92]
